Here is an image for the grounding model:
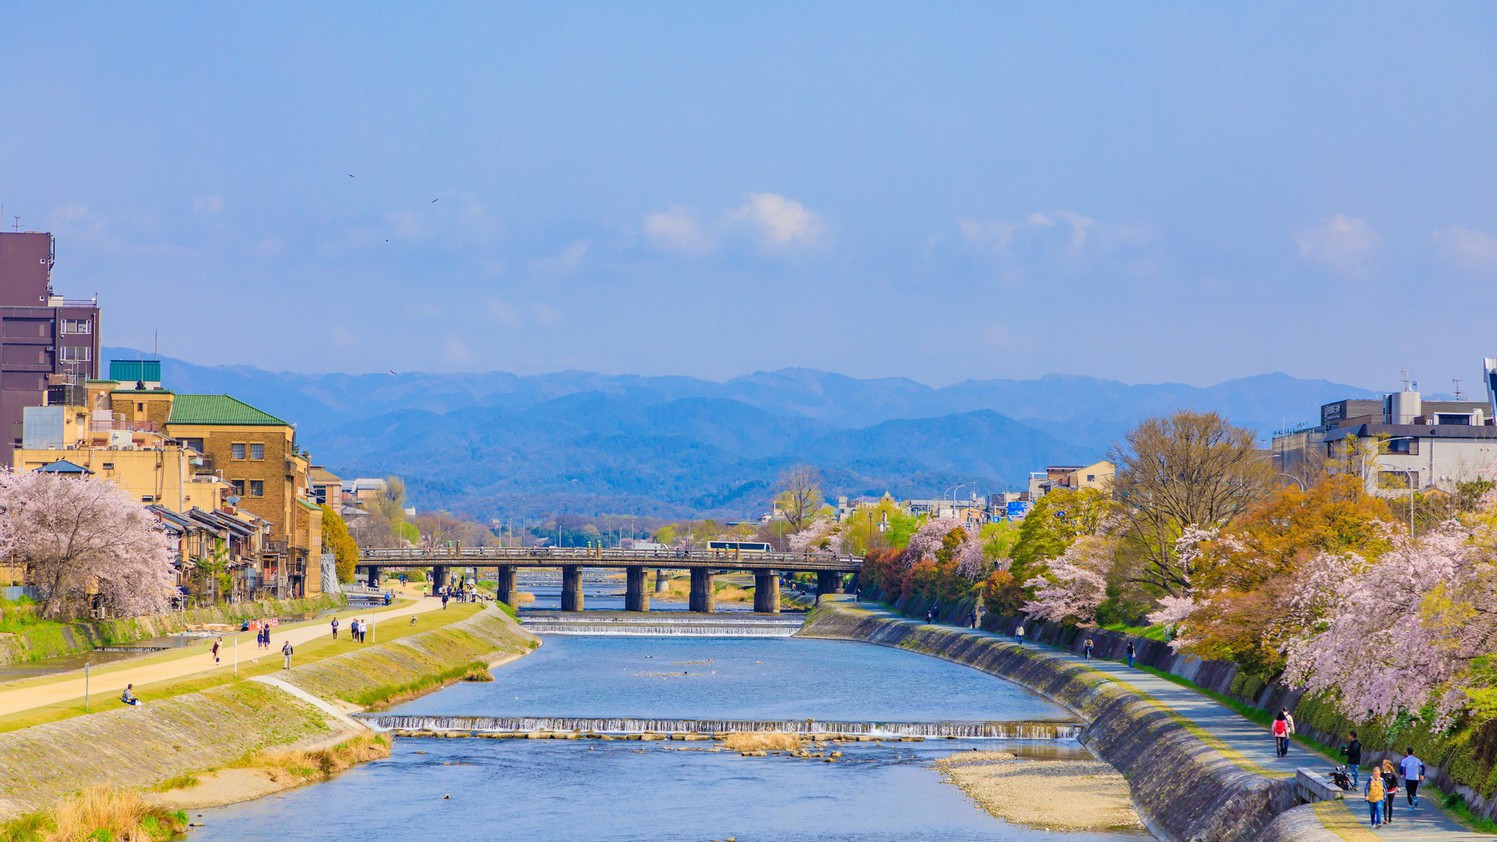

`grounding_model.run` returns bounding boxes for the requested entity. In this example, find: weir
[359,714,1085,740]
[518,613,805,637]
